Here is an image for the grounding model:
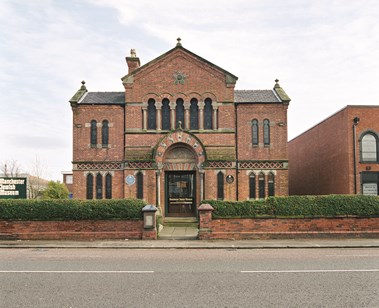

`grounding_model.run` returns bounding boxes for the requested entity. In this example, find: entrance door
[166,171,196,217]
